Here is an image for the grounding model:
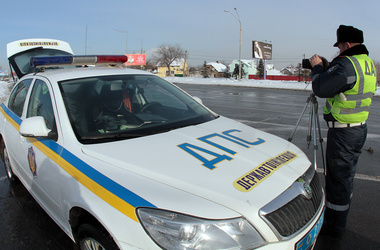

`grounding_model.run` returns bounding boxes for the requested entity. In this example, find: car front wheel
[78,223,119,250]
[3,144,19,184]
